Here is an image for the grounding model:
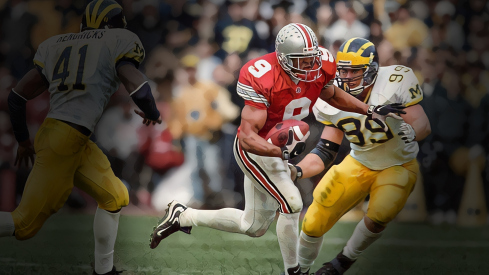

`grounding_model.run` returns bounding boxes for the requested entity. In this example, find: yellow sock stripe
[90,0,104,27]
[94,4,122,28]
